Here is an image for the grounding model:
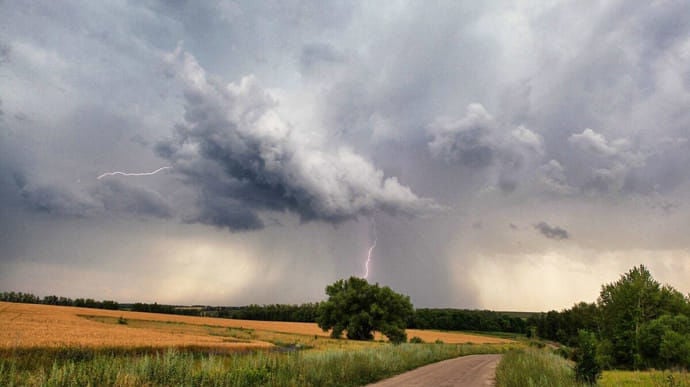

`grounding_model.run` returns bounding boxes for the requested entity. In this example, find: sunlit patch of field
[601,370,690,386]
[403,329,513,344]
[0,302,272,350]
[0,301,514,352]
